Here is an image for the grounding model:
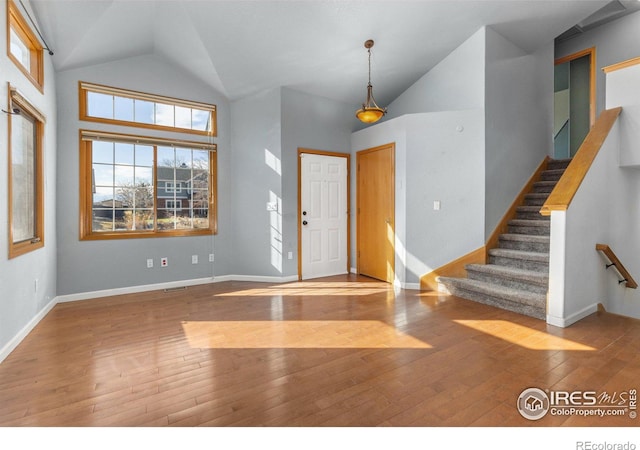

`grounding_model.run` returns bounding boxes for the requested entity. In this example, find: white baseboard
[227,274,299,283]
[56,277,216,303]
[402,282,421,291]
[0,296,57,364]
[546,303,599,328]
